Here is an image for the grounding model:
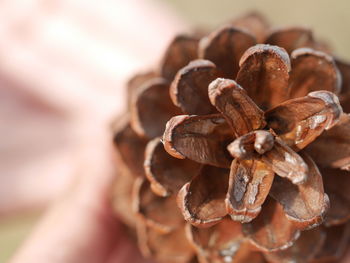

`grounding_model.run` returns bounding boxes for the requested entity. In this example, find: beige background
[166,0,350,60]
